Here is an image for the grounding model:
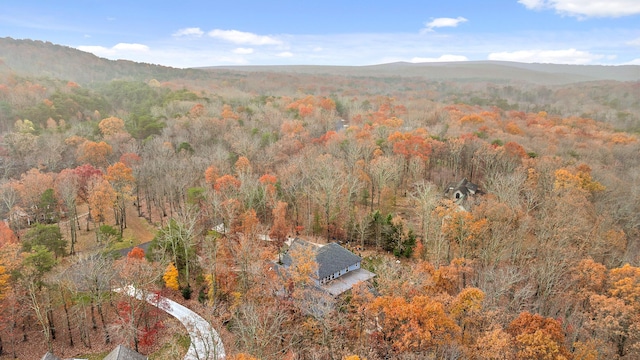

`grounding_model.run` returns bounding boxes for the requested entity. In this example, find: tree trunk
[370,182,375,212]
[325,206,331,242]
[136,183,142,217]
[90,303,97,330]
[62,299,73,347]
[97,304,110,344]
[122,203,127,231]
[119,206,124,238]
[86,204,93,232]
[47,307,56,340]
[21,320,26,342]
[145,187,152,222]
[28,284,52,353]
[79,305,91,348]
[69,204,78,255]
